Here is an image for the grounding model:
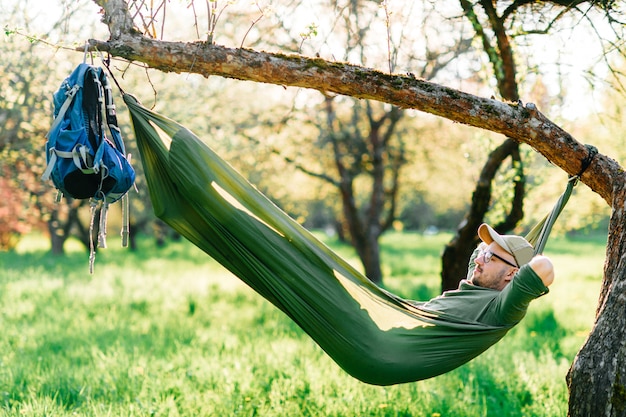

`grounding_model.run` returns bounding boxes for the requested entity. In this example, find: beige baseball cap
[478,223,534,266]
